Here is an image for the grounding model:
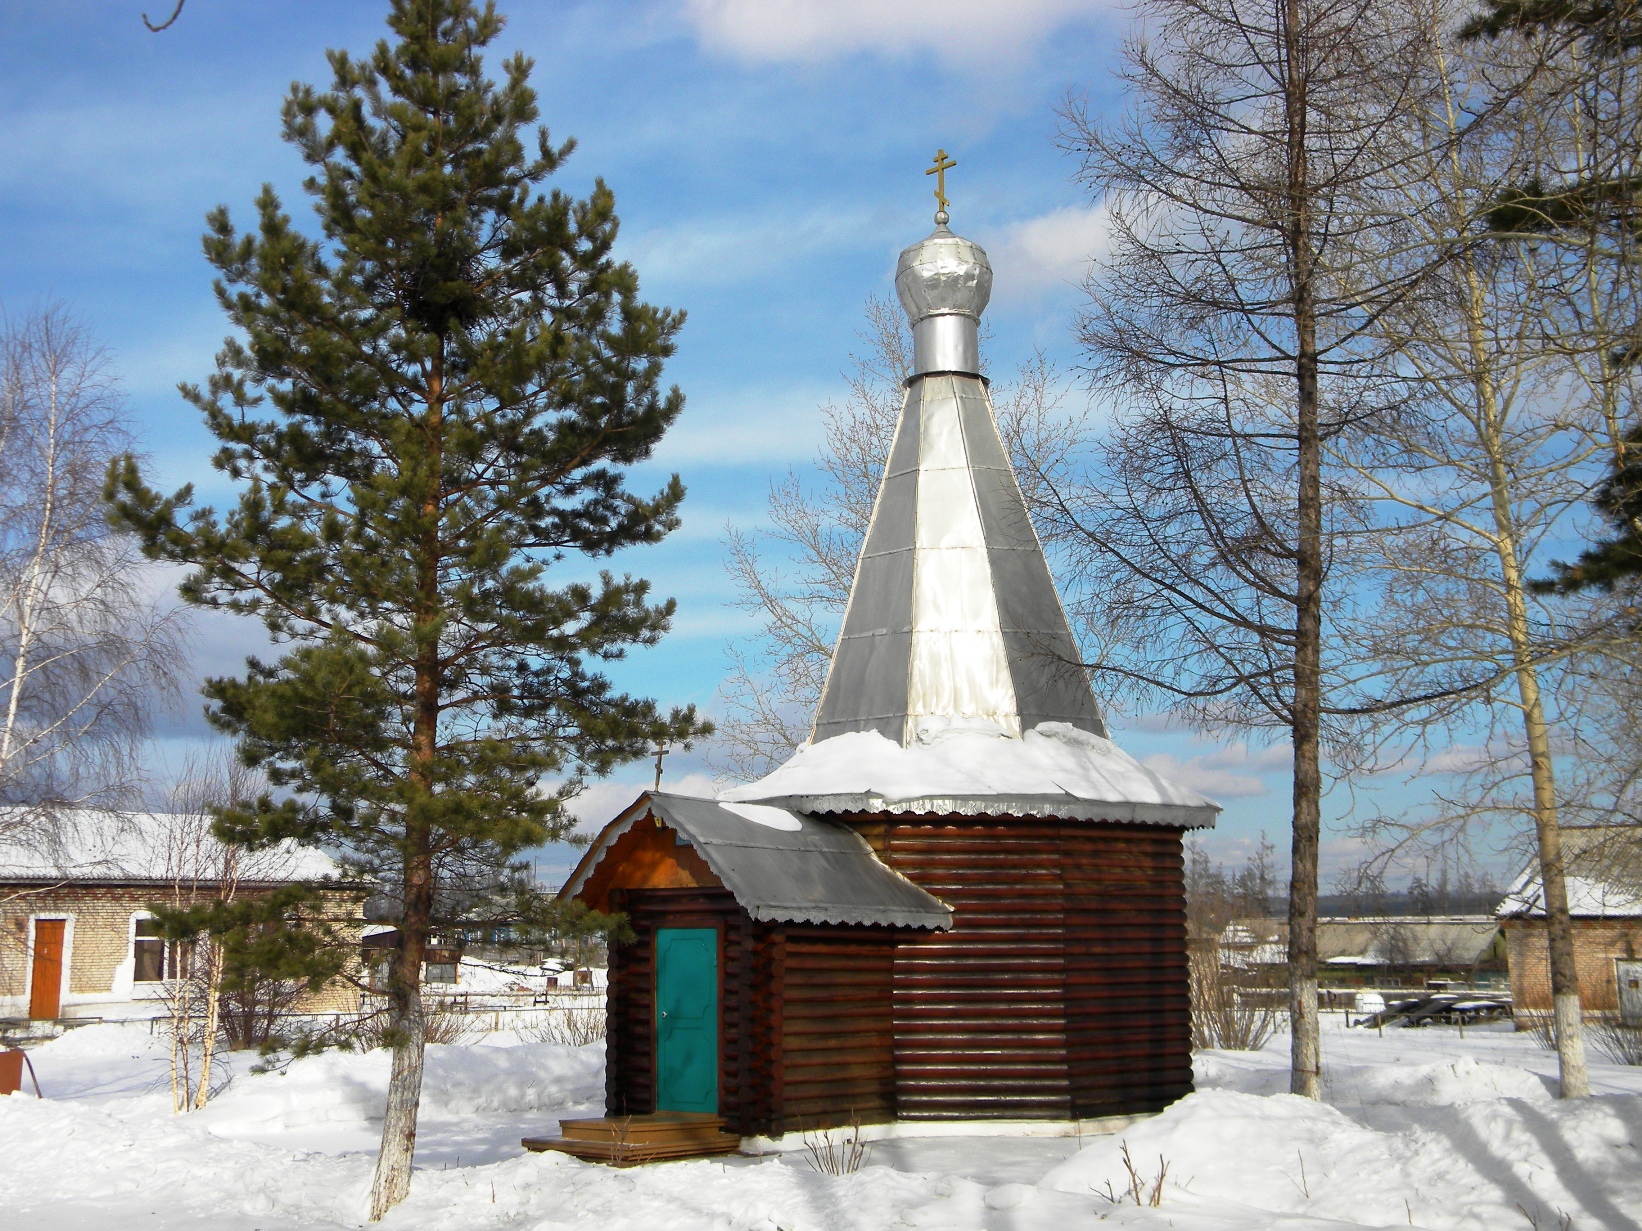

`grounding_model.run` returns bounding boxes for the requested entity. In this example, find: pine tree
[1465,0,1642,595]
[107,0,706,1216]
